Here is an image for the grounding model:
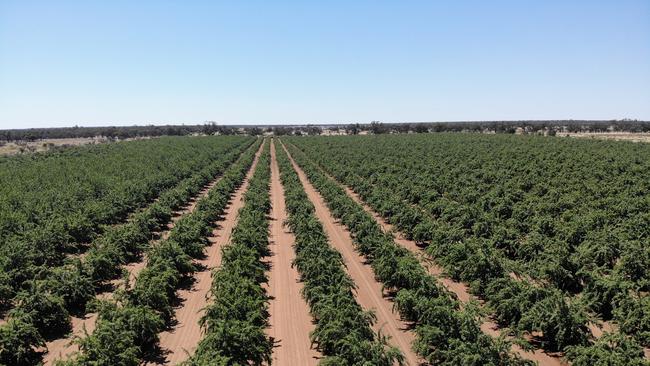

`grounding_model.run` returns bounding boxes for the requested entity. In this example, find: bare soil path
[43,154,246,366]
[149,143,265,365]
[282,144,422,366]
[265,140,321,366]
